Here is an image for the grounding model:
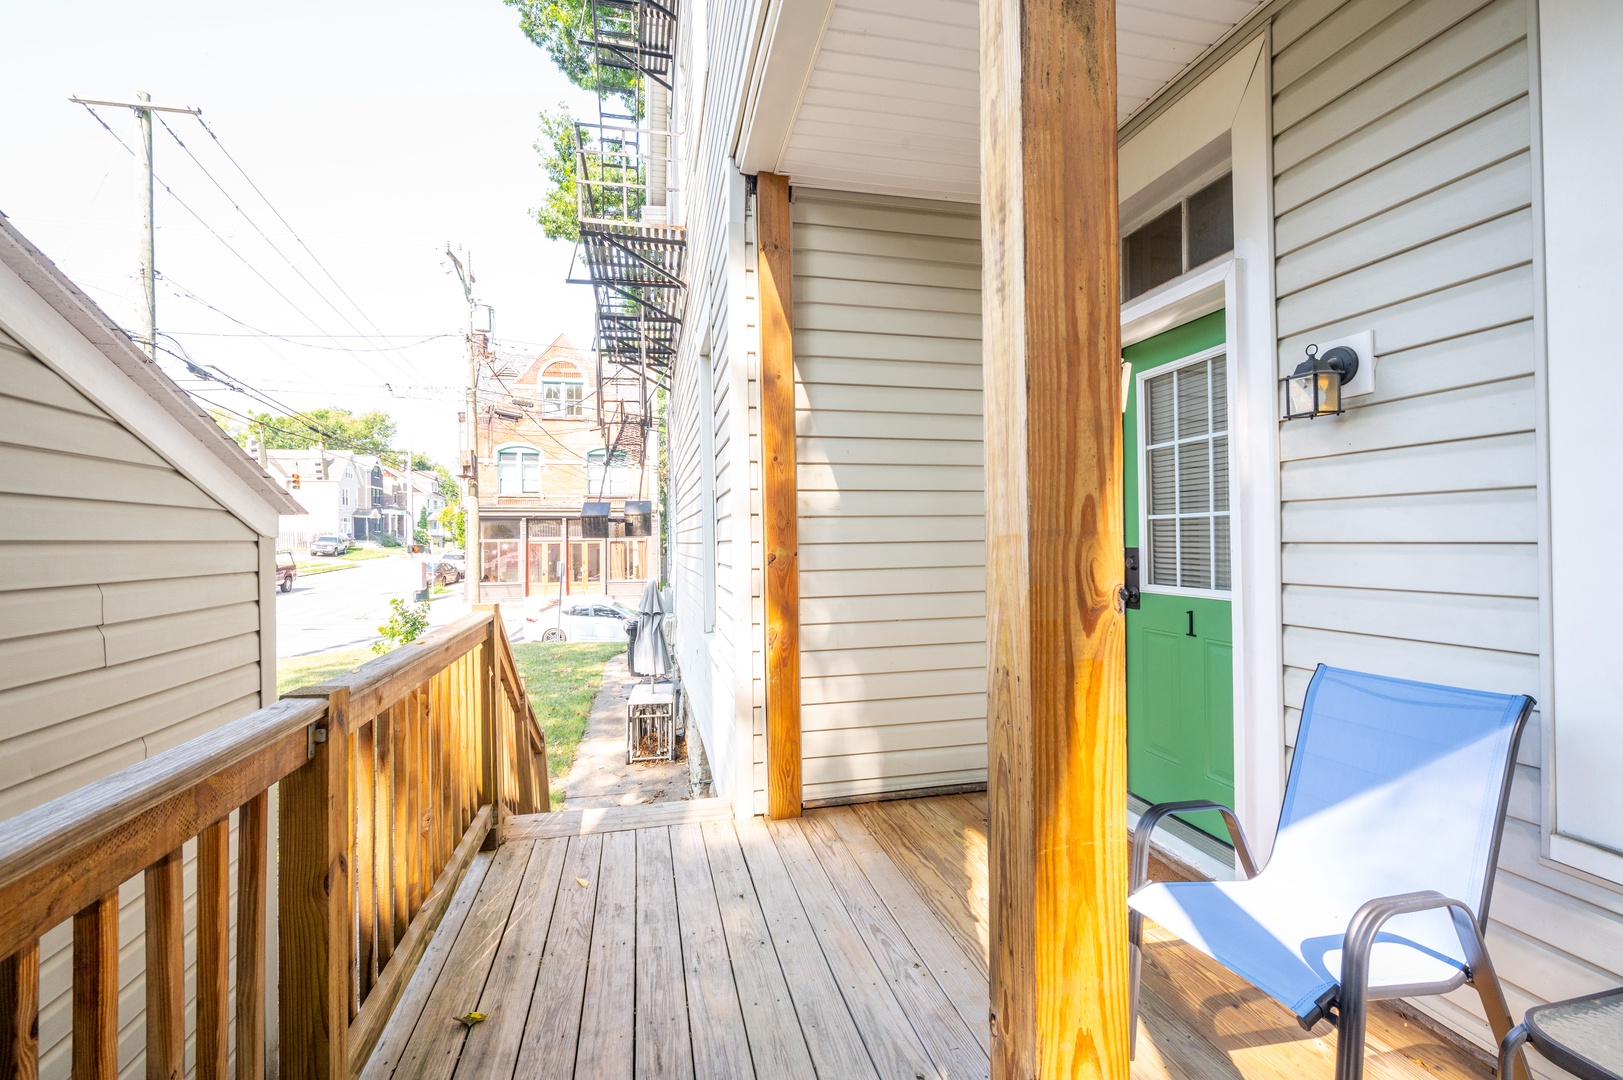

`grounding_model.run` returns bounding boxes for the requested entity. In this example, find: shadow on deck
[361,795,1493,1080]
